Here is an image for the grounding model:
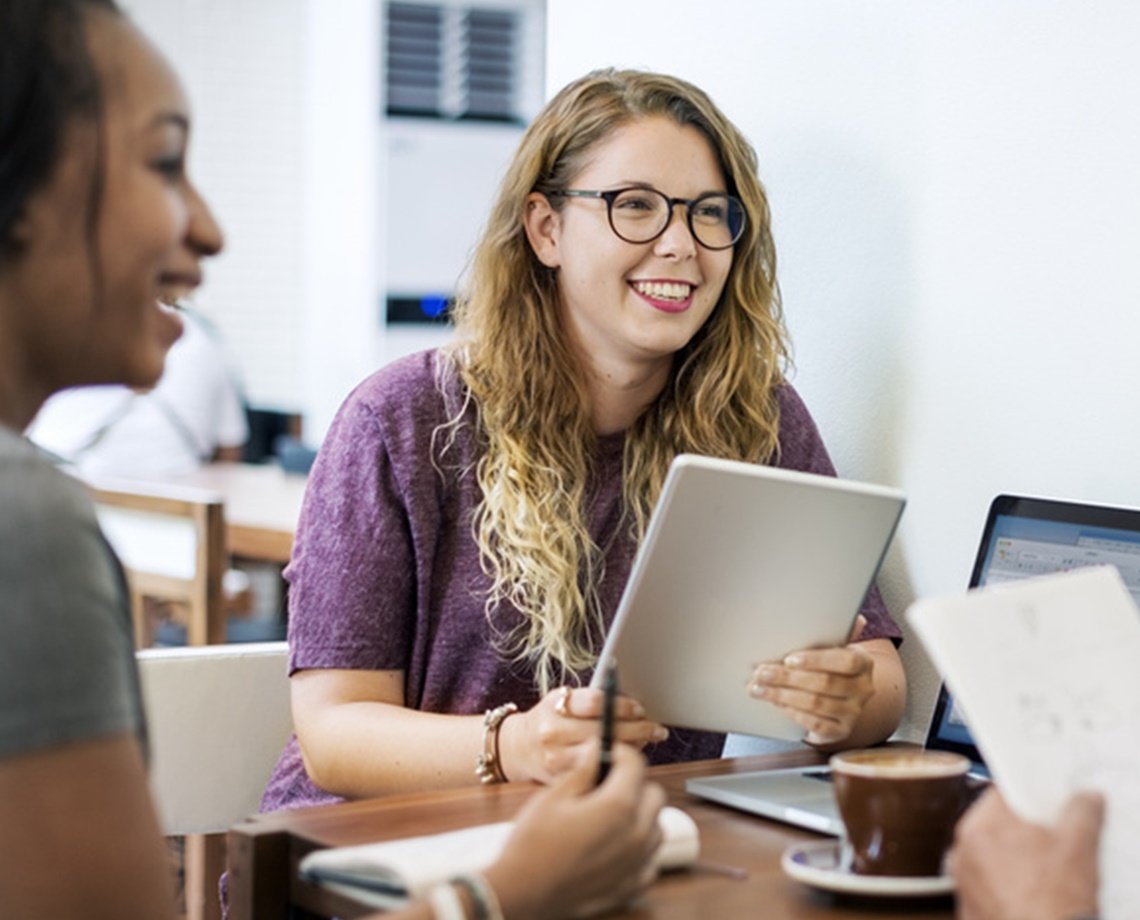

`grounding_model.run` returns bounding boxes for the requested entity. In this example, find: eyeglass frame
[541,186,747,251]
